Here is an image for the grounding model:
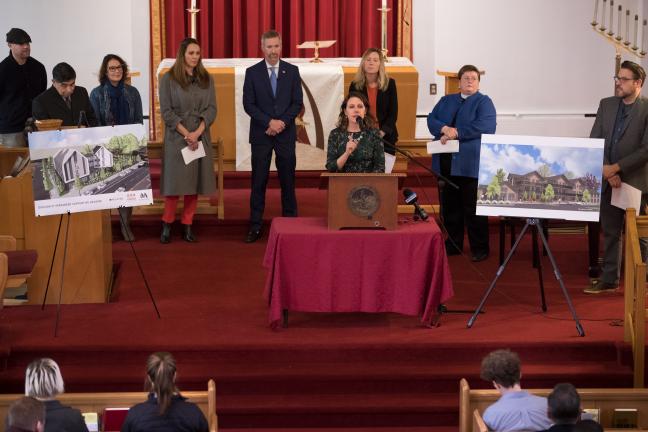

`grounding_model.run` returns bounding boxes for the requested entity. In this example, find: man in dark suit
[32,62,97,127]
[242,30,303,243]
[586,60,648,294]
